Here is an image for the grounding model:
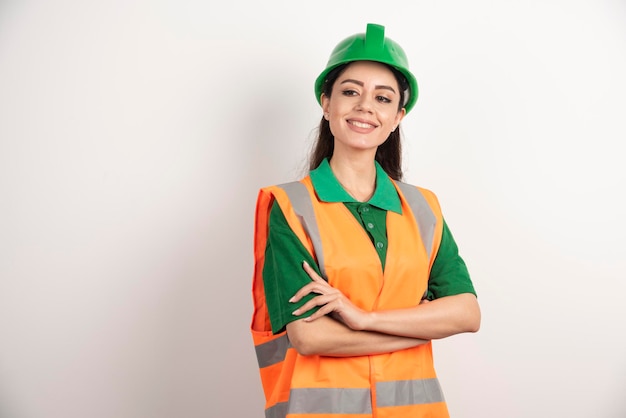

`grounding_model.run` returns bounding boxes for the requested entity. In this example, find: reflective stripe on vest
[289,387,373,414]
[288,379,444,413]
[278,181,327,278]
[255,333,290,368]
[264,379,445,417]
[394,181,437,259]
[376,378,445,406]
[265,402,288,418]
